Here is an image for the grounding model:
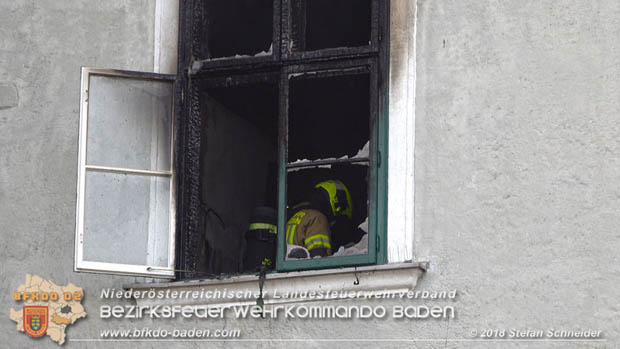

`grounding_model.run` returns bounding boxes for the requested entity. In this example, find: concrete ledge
[126,262,427,308]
